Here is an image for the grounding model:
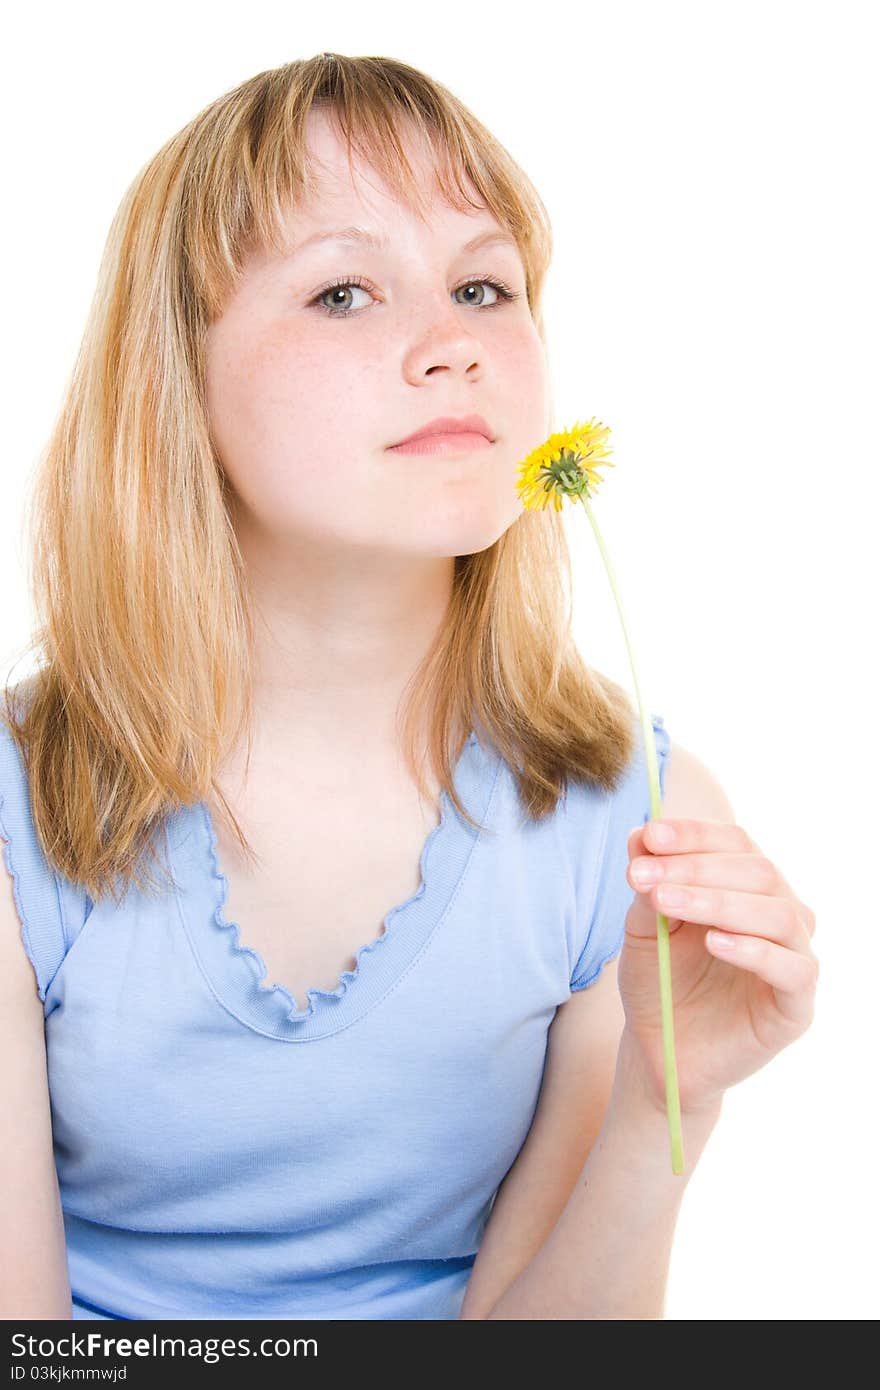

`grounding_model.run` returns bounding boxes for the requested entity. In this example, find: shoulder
[557,732,736,1026]
[662,736,736,823]
[537,734,735,1145]
[547,730,736,1042]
